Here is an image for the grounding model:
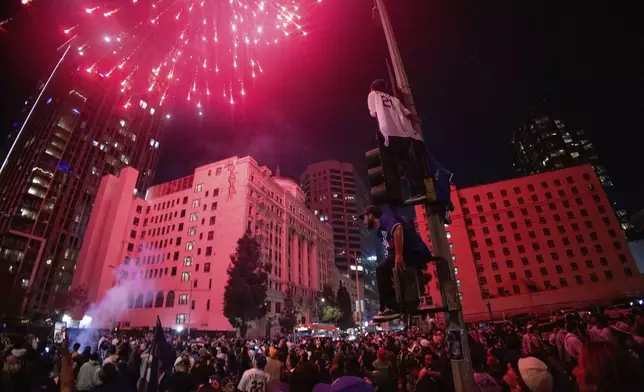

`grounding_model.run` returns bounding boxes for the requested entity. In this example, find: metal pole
[353,251,363,329]
[187,278,193,336]
[373,1,474,391]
